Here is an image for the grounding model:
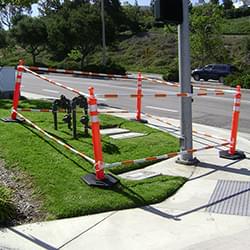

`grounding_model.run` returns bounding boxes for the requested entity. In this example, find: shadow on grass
[0,99,12,109]
[112,181,146,204]
[60,129,92,140]
[0,99,52,110]
[22,124,91,173]
[102,141,120,155]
